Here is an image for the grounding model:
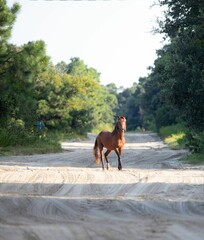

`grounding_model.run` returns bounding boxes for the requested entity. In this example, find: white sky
[7,0,164,88]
